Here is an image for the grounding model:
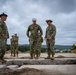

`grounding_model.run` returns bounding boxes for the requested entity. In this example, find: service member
[45,20,56,60]
[0,13,9,62]
[26,18,43,59]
